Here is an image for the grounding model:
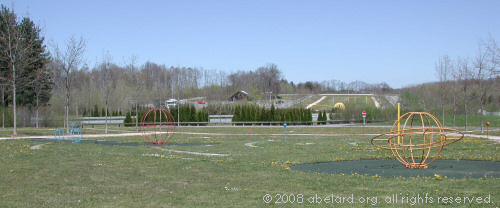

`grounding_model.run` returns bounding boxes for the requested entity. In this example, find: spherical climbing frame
[140,108,176,145]
[70,123,83,142]
[371,112,463,169]
[54,129,65,141]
